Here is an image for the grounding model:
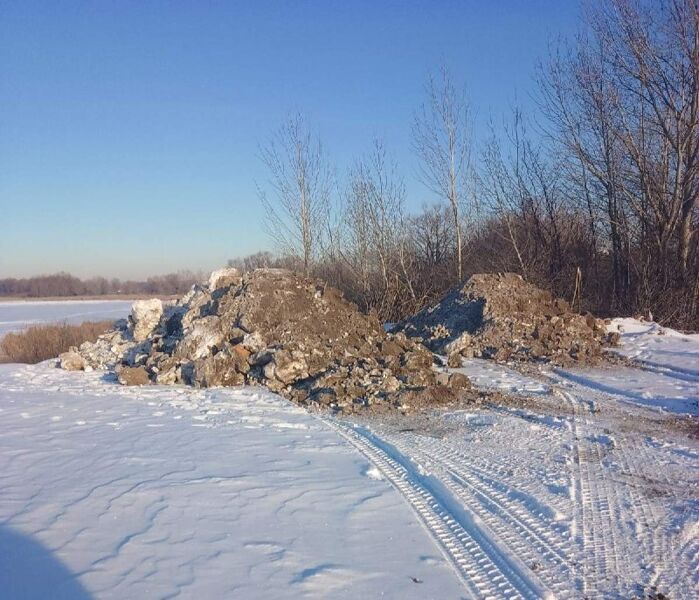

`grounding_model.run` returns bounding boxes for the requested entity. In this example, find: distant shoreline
[0,294,178,303]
